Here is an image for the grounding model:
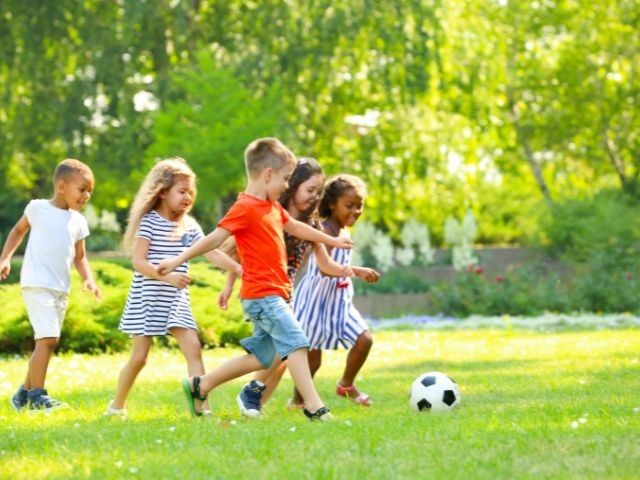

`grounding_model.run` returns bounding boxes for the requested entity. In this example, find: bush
[428,266,566,317]
[354,266,432,295]
[541,189,640,262]
[0,260,248,354]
